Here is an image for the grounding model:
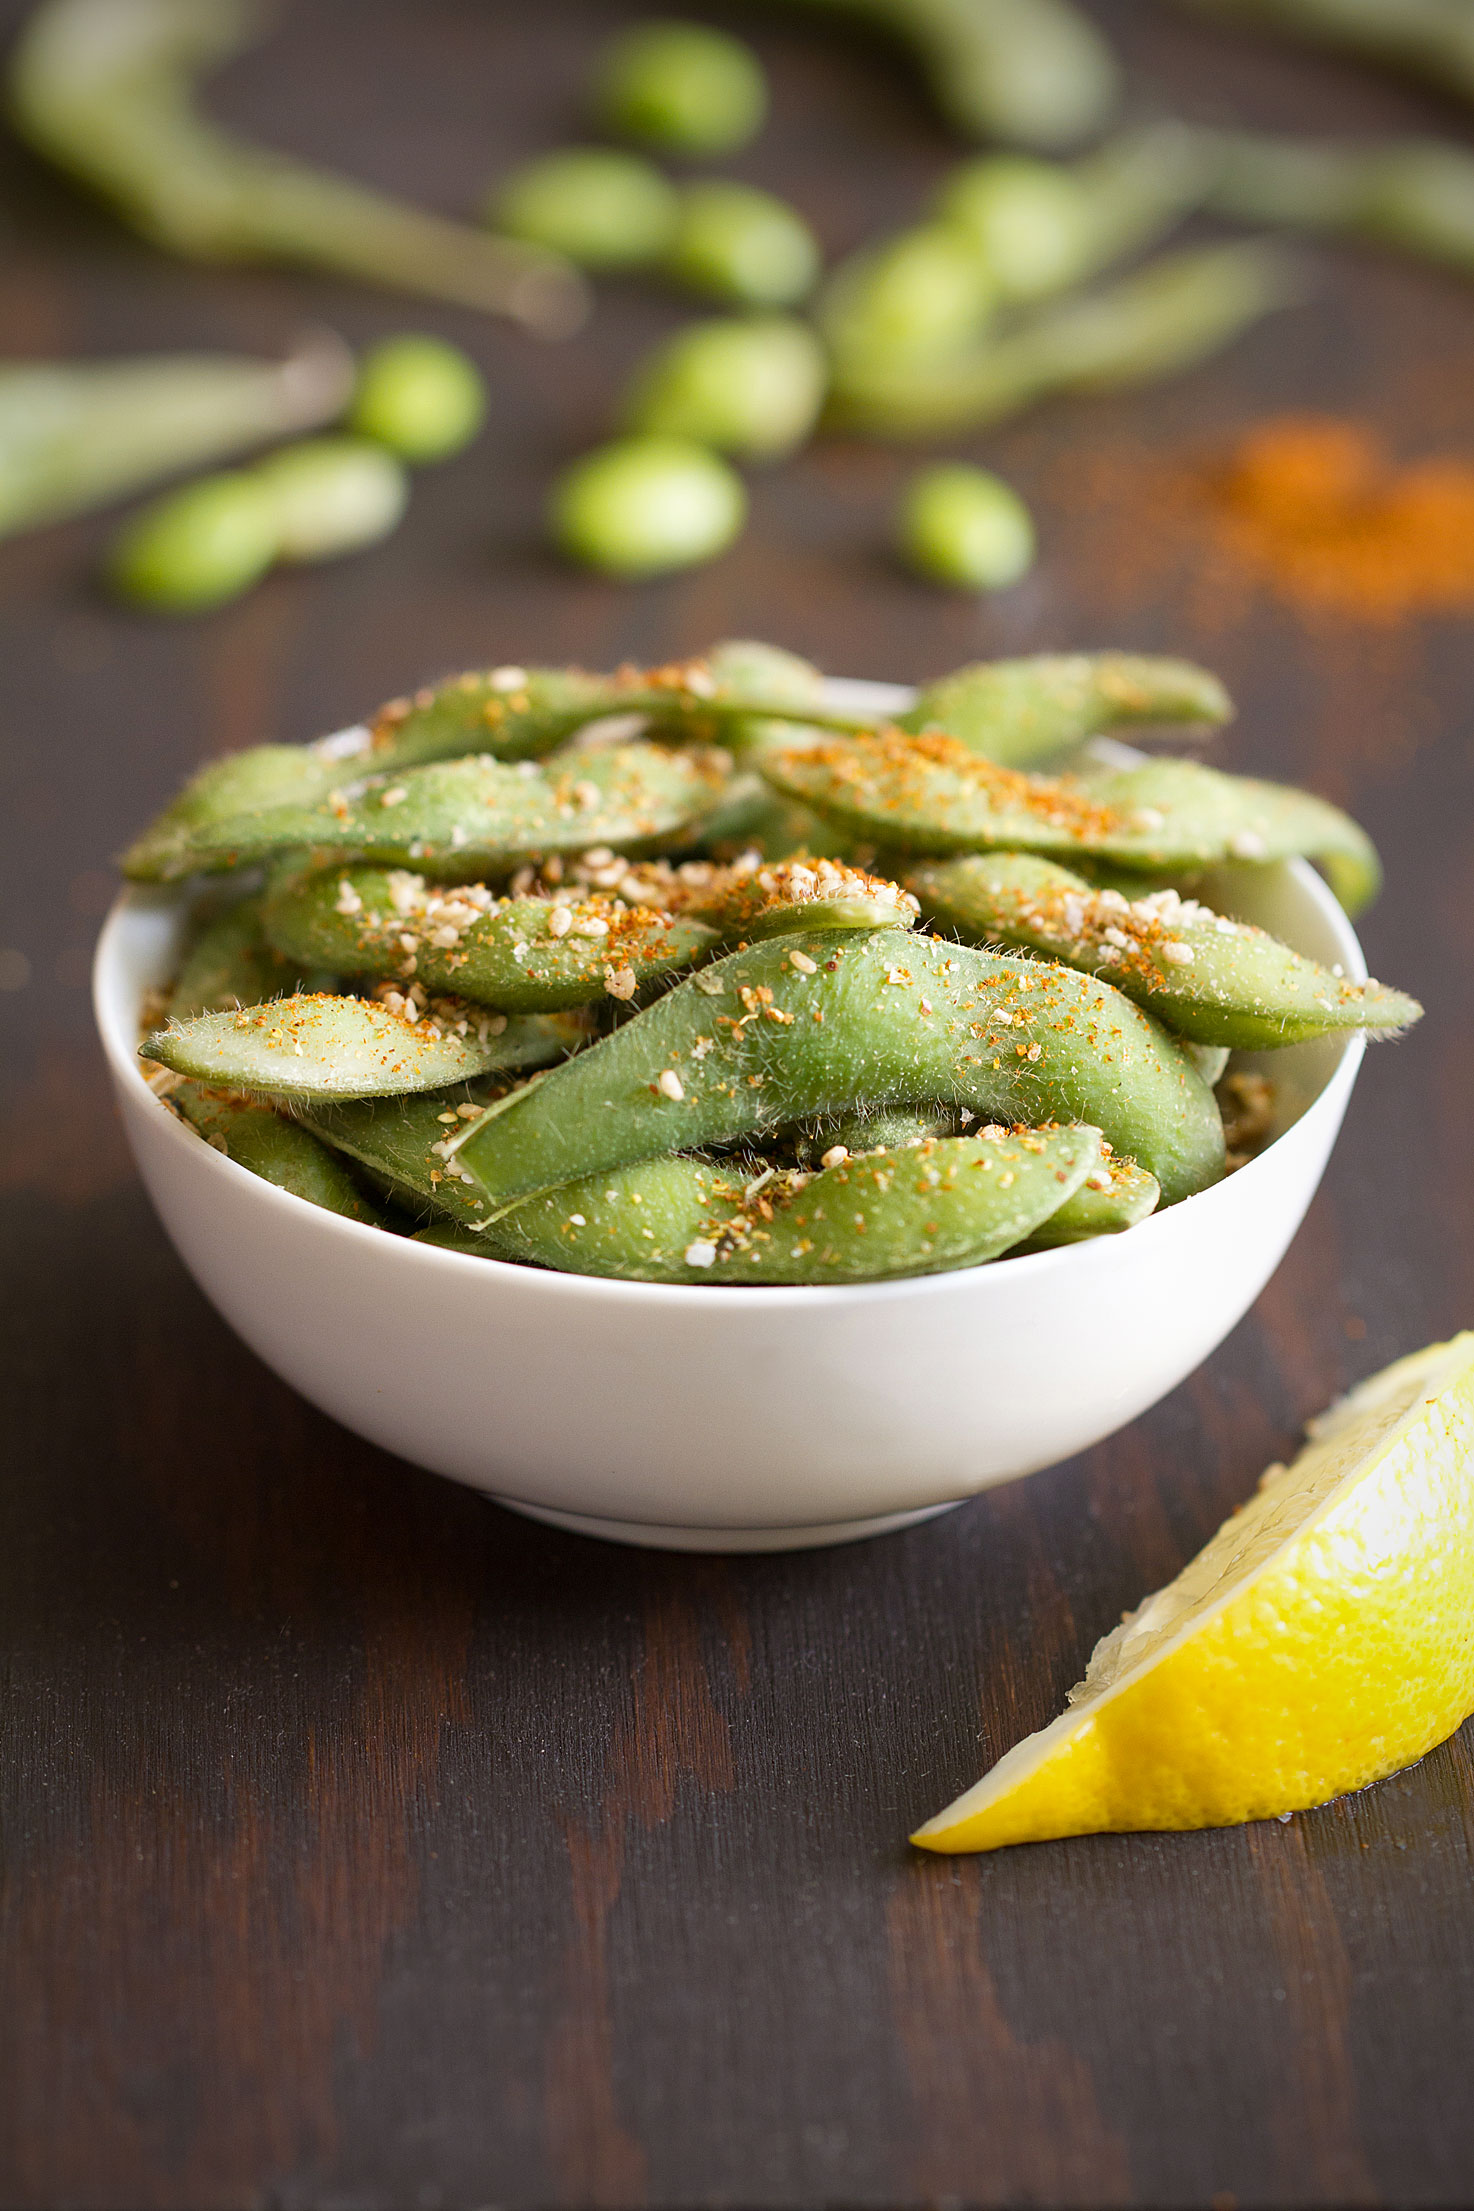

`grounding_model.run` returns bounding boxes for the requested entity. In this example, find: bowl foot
[491,1495,965,1552]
